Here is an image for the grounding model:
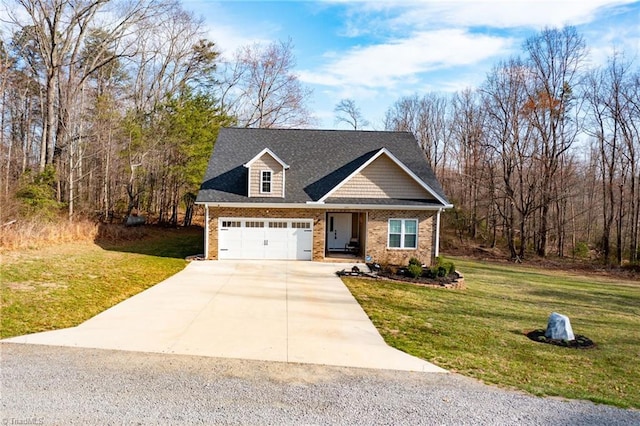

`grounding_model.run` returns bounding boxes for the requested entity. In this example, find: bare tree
[219,39,314,128]
[129,5,213,112]
[6,0,174,221]
[449,89,488,240]
[521,27,587,257]
[384,93,451,177]
[481,59,540,259]
[584,53,639,265]
[624,69,640,263]
[0,38,12,201]
[334,98,369,130]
